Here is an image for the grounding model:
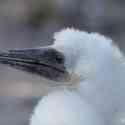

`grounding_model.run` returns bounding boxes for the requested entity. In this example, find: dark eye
[42,48,64,64]
[55,54,64,64]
